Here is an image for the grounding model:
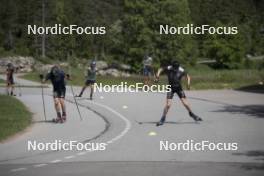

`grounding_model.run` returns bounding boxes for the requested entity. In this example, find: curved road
[0,76,264,176]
